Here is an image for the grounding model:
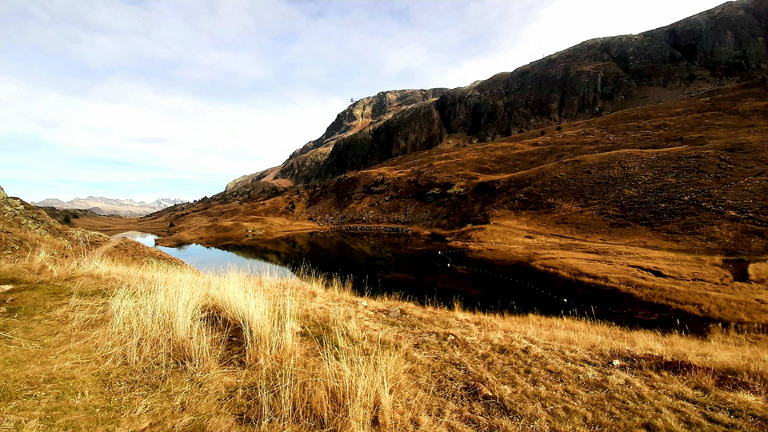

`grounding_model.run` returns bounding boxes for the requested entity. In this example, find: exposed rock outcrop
[226,167,279,192]
[431,0,768,139]
[0,185,6,200]
[645,1,768,72]
[275,88,448,184]
[320,102,447,179]
[290,88,449,159]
